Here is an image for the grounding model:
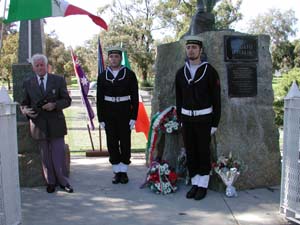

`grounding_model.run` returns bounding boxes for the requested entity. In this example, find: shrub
[273,68,300,126]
